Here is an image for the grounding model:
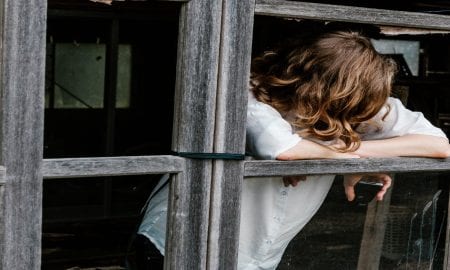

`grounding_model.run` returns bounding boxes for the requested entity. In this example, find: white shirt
[138,93,447,270]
